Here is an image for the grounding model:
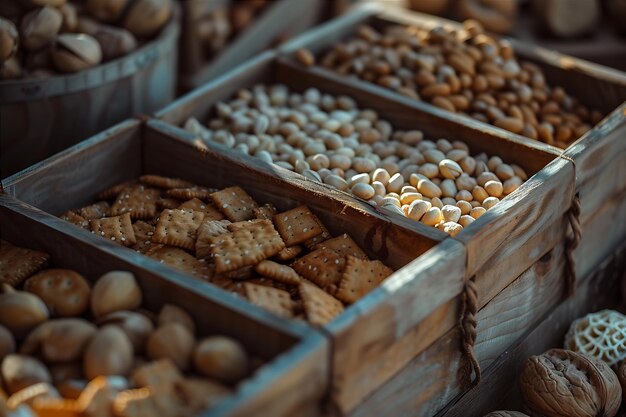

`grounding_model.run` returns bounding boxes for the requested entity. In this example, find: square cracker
[60,210,90,229]
[273,206,324,246]
[253,203,277,220]
[78,202,110,220]
[291,248,345,291]
[195,220,231,259]
[210,186,259,222]
[89,213,137,247]
[139,175,194,189]
[244,283,296,318]
[157,198,181,210]
[302,220,331,250]
[314,233,368,260]
[147,246,212,281]
[299,282,344,326]
[166,186,216,201]
[110,185,161,220]
[0,240,50,287]
[178,198,225,221]
[207,219,285,273]
[273,245,303,262]
[255,260,301,285]
[335,256,393,304]
[131,221,157,254]
[153,209,205,251]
